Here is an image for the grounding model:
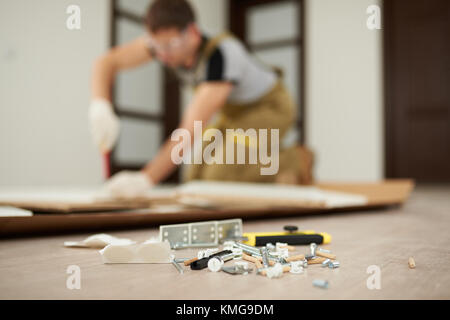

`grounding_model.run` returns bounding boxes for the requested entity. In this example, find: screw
[321,258,331,267]
[310,243,317,257]
[171,259,184,274]
[231,247,243,259]
[328,261,340,269]
[302,259,308,268]
[234,242,260,256]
